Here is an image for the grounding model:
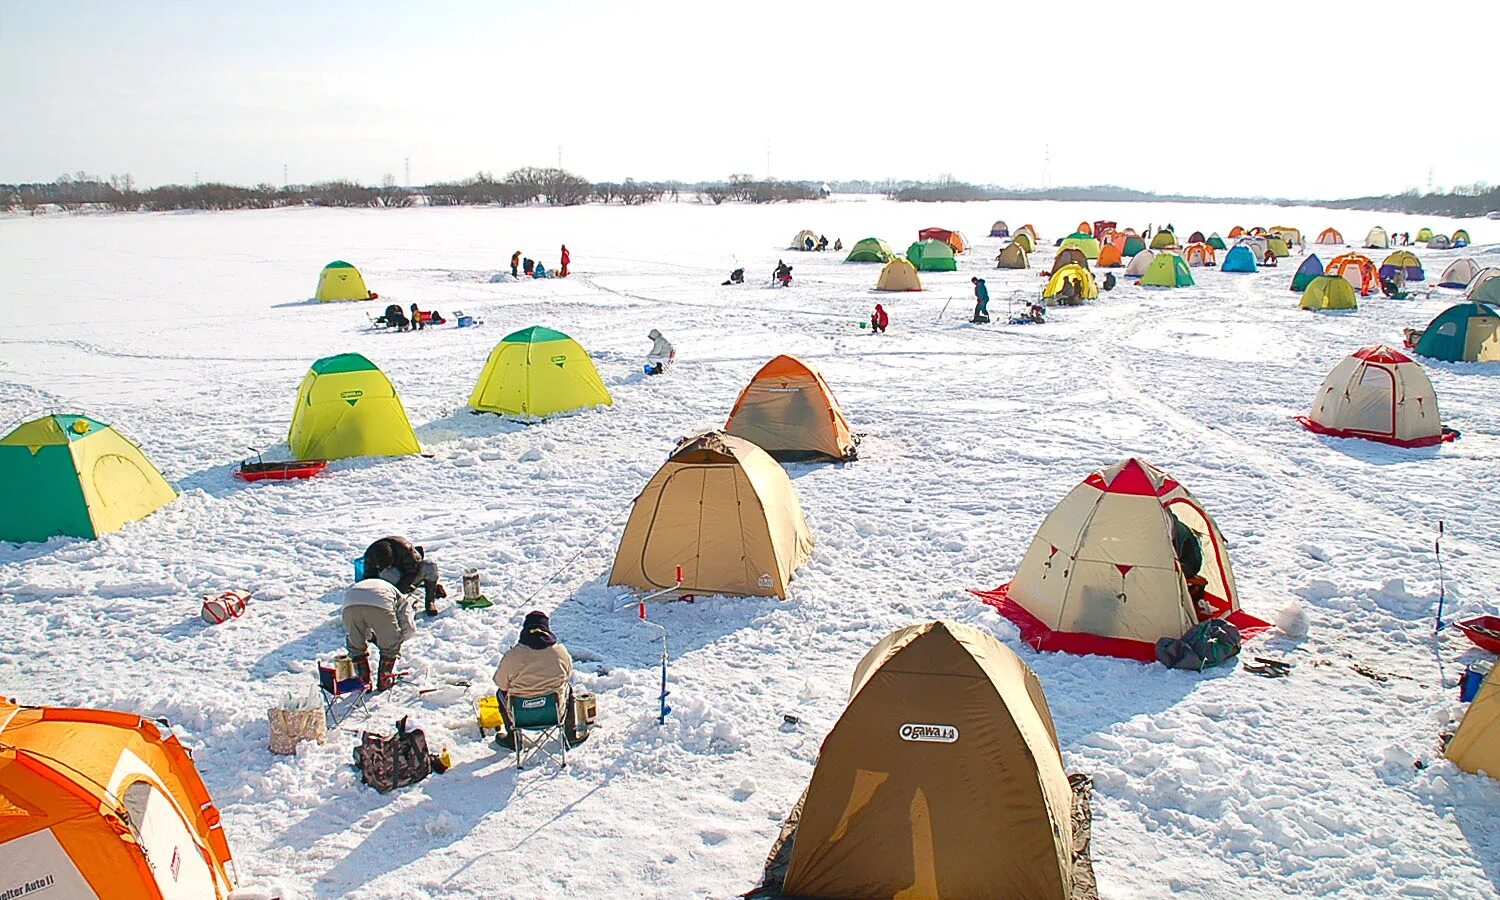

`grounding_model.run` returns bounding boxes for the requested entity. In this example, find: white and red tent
[1297,345,1457,447]
[973,458,1269,661]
